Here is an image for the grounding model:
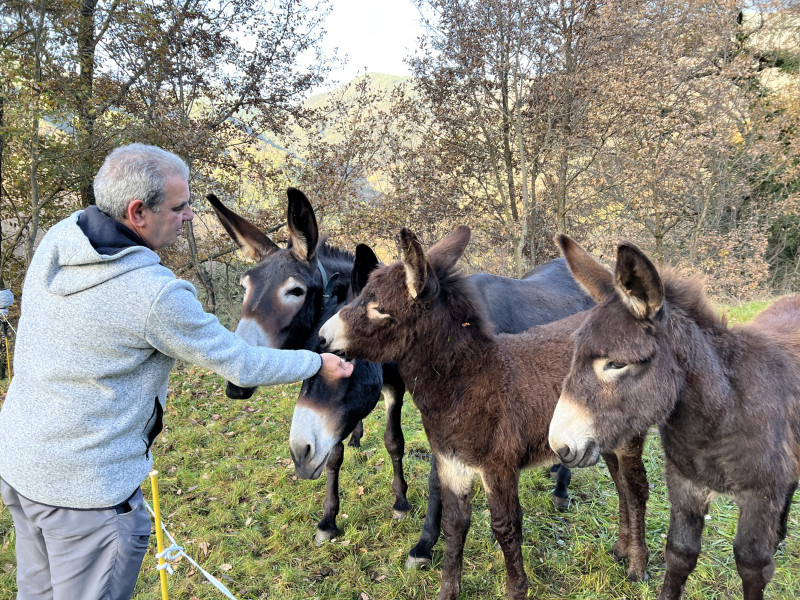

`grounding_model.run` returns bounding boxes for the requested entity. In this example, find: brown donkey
[548,234,800,600]
[319,226,650,600]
